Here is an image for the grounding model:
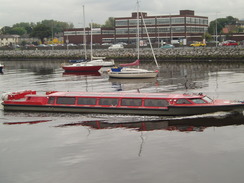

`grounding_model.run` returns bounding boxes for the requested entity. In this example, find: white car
[108,44,124,50]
